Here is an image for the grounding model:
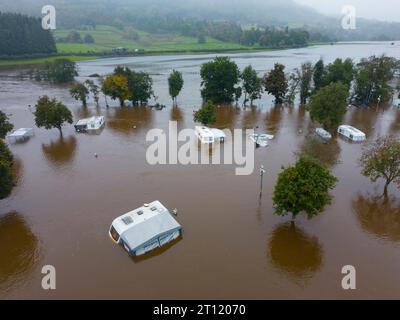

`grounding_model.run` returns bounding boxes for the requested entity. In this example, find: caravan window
[110,226,120,242]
